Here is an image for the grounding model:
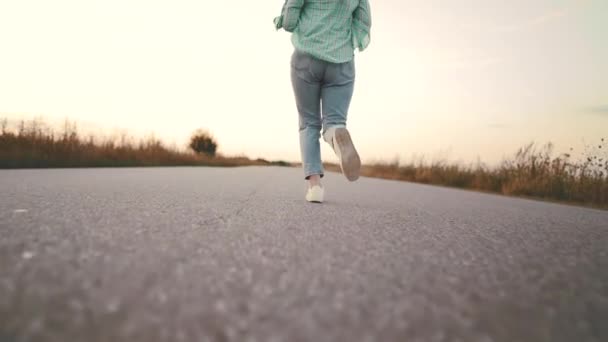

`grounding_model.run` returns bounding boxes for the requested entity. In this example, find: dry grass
[2,117,606,209]
[0,117,291,169]
[326,140,607,209]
